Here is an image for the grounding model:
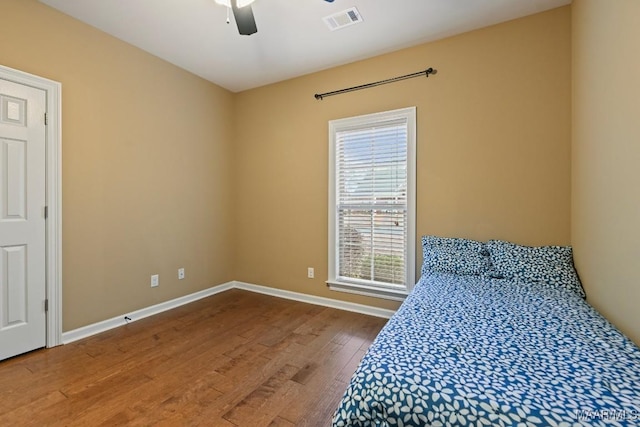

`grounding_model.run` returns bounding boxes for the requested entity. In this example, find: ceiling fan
[216,0,335,36]
[215,0,257,35]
